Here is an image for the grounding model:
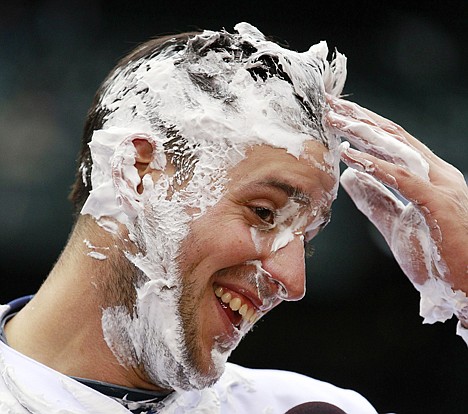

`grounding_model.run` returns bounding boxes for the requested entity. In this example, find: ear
[133,138,155,194]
